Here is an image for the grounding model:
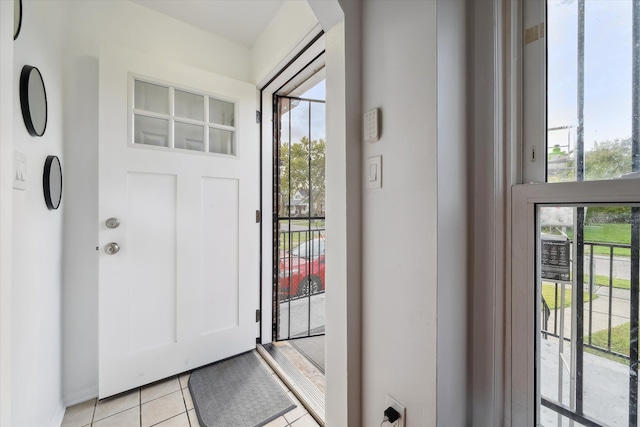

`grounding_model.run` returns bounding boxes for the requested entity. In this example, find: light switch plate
[13,150,26,191]
[364,108,380,143]
[366,155,382,189]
